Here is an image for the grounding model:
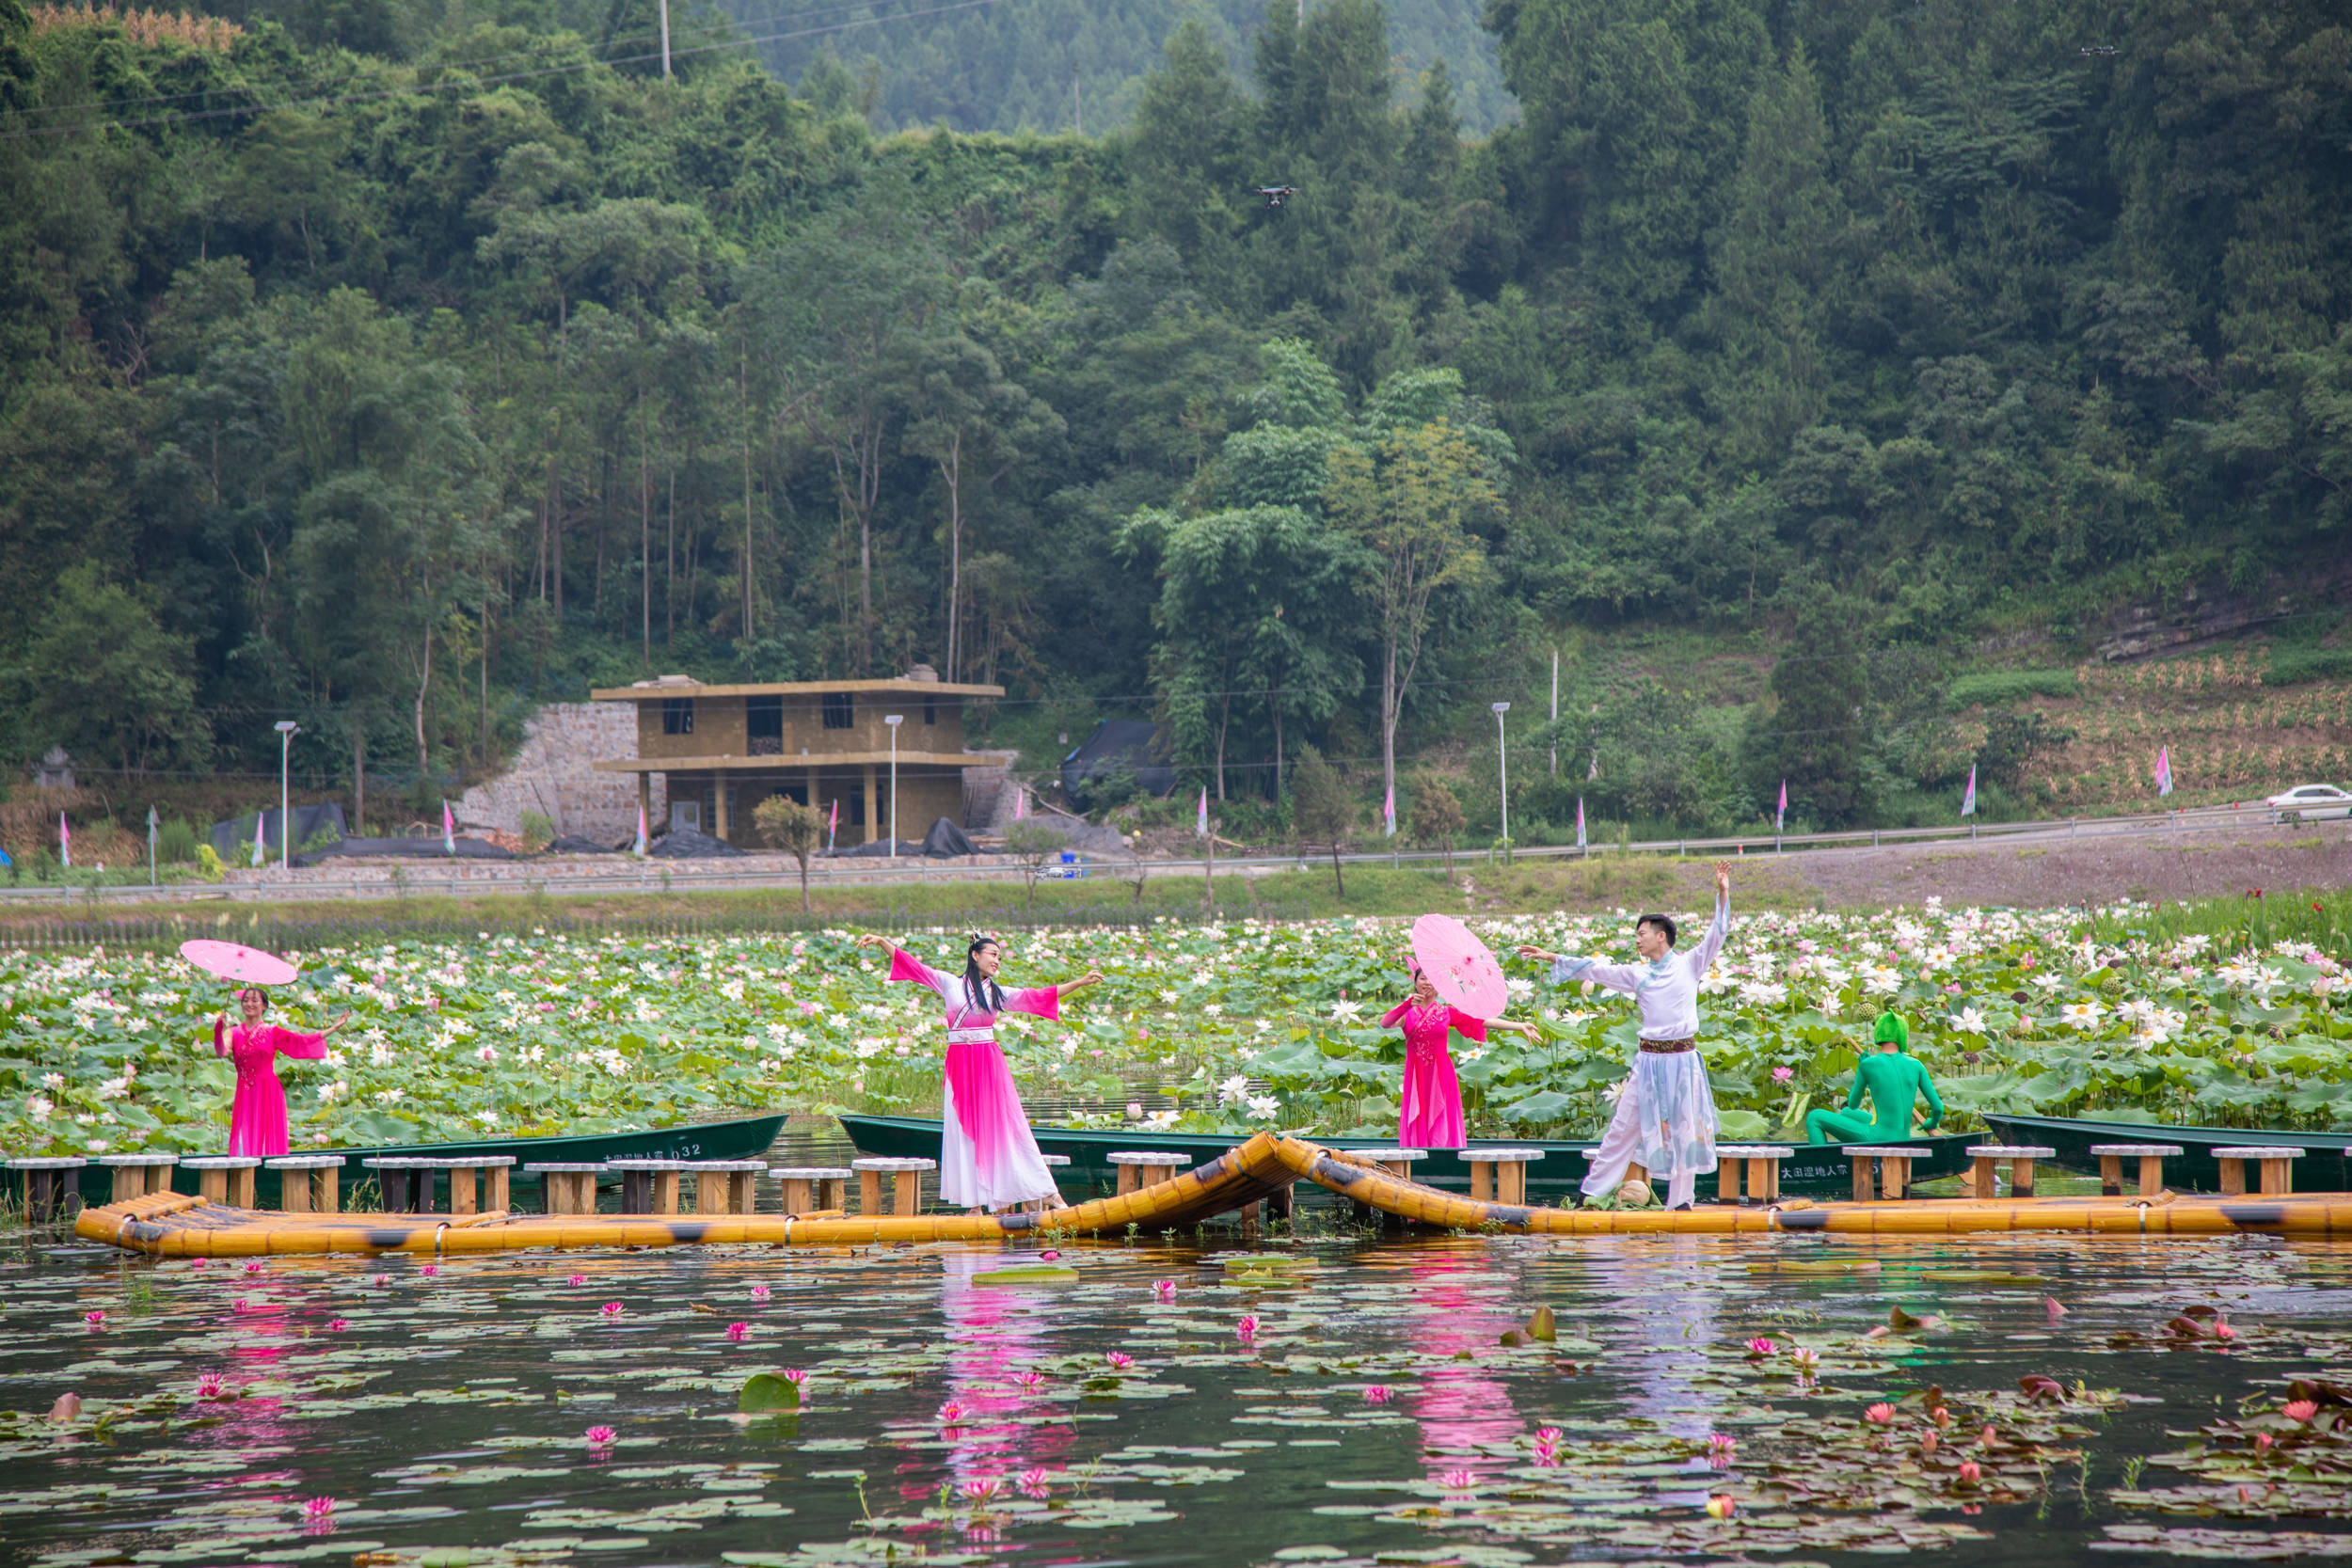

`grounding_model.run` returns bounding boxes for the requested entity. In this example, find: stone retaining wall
[455,704,661,846]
